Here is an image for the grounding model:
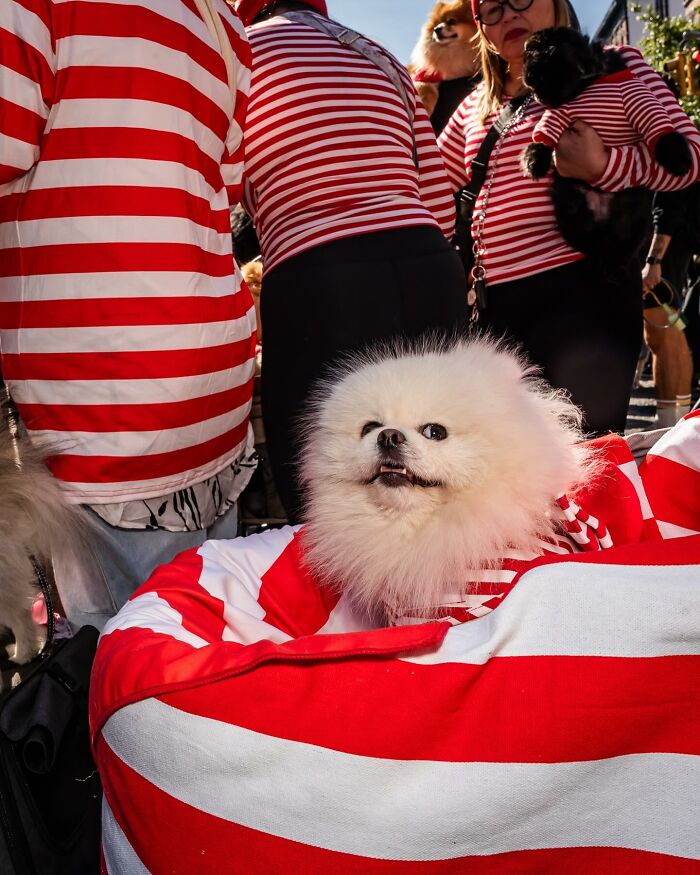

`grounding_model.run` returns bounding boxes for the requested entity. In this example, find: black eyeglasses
[476,0,535,26]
